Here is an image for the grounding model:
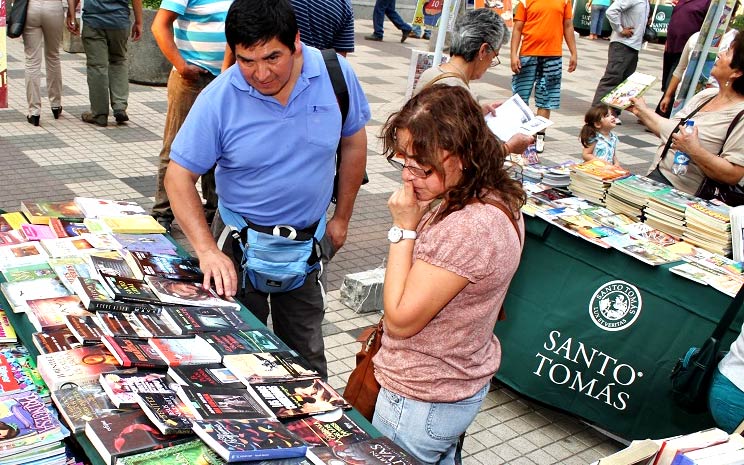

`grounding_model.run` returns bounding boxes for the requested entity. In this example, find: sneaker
[535,133,545,153]
[81,112,107,127]
[114,110,129,123]
[401,29,411,43]
[364,34,382,42]
[156,217,173,234]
